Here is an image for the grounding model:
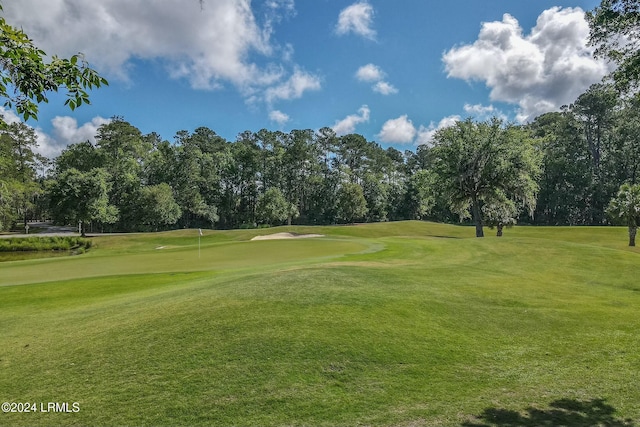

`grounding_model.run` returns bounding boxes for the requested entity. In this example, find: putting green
[0,236,369,287]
